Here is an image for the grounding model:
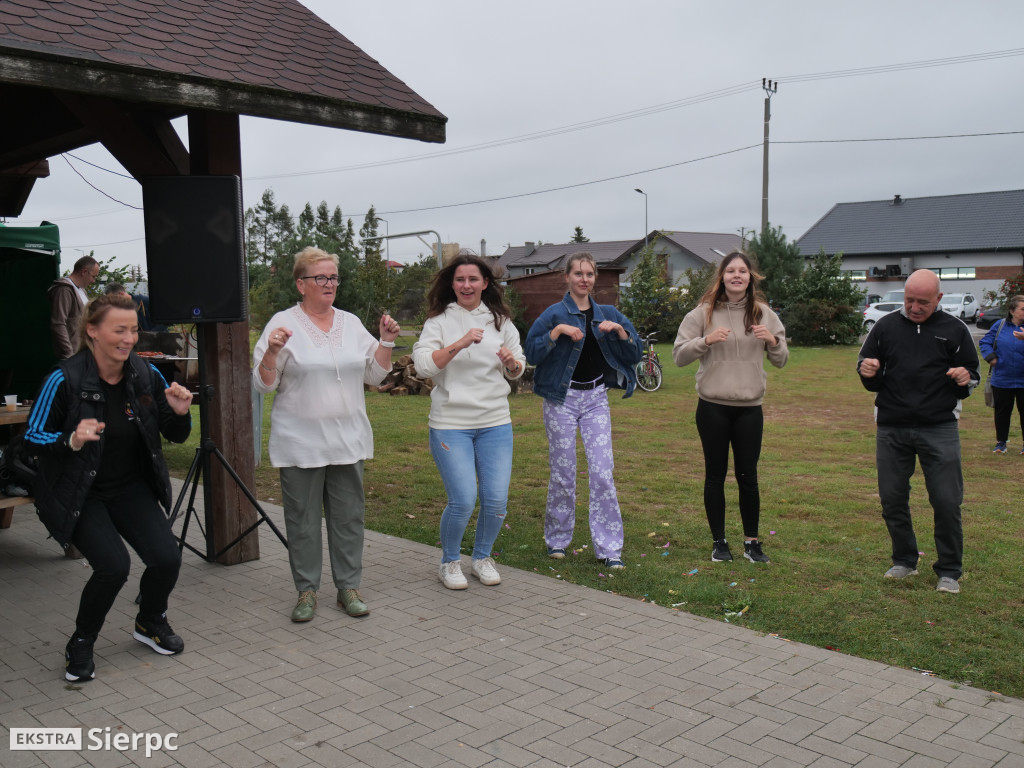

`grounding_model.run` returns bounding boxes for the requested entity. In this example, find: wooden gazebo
[0,0,446,563]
